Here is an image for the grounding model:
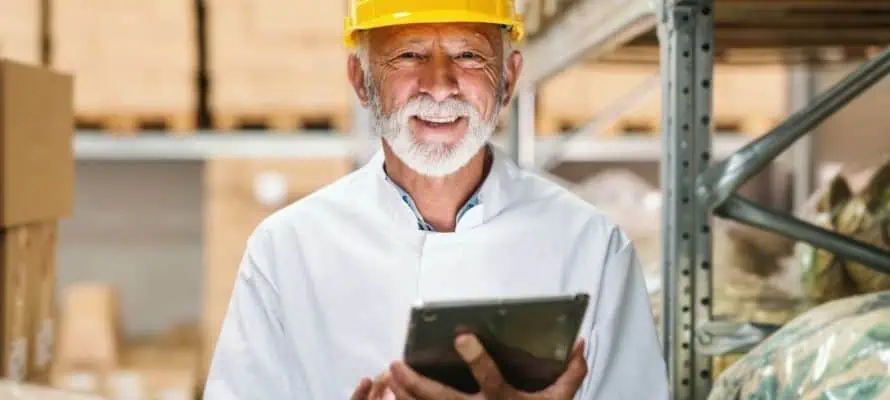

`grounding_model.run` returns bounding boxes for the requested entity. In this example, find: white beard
[364,74,502,177]
[371,96,498,177]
